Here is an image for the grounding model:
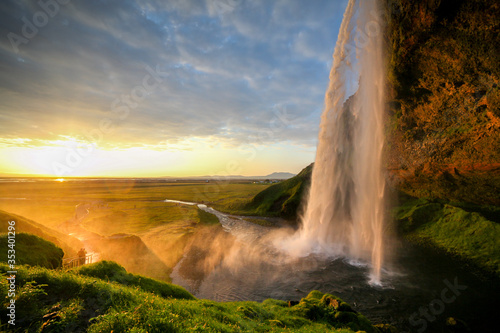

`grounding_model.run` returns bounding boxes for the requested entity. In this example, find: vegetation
[0,209,82,258]
[76,260,195,300]
[197,208,219,225]
[86,234,172,281]
[243,164,312,220]
[216,164,313,222]
[0,260,382,332]
[0,180,268,231]
[0,233,64,269]
[393,196,500,276]
[0,2,498,331]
